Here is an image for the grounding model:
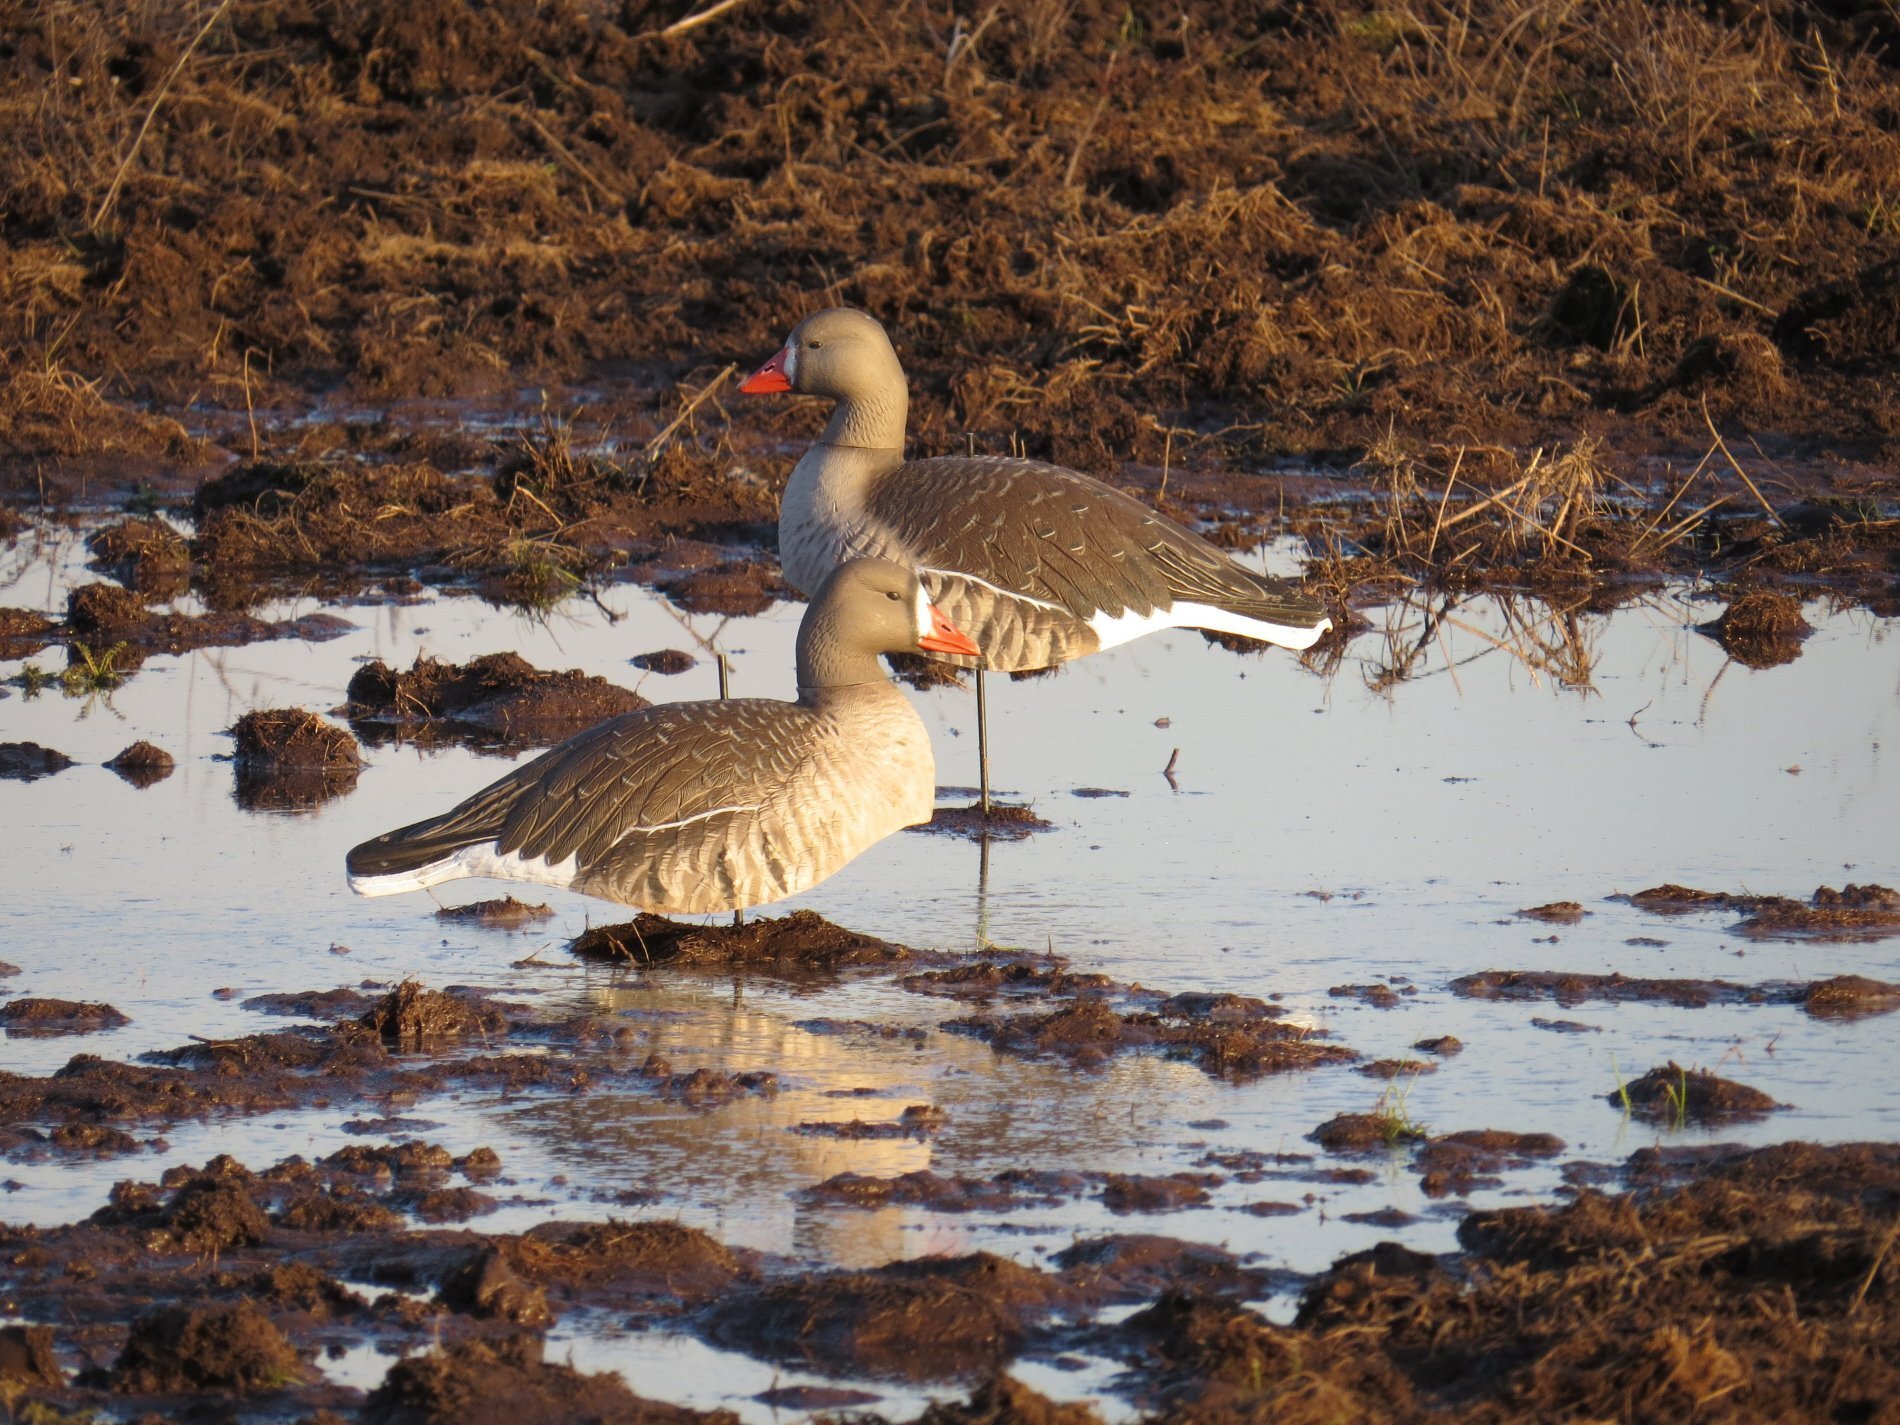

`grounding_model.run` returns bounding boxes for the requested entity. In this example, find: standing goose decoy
[740,307,1333,809]
[346,559,981,911]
